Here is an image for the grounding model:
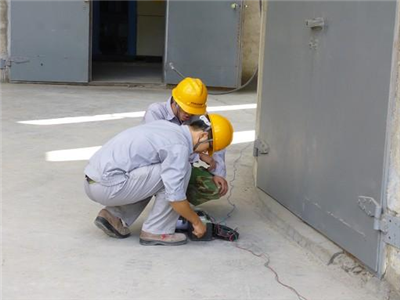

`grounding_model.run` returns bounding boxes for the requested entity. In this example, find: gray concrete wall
[0,0,9,82]
[254,0,268,181]
[384,2,400,292]
[0,0,8,57]
[241,0,261,83]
